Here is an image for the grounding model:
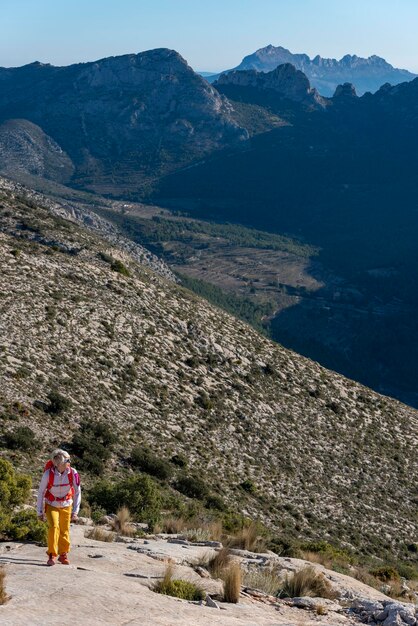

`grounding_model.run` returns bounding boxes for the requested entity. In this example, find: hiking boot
[47,554,55,566]
[58,553,70,565]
